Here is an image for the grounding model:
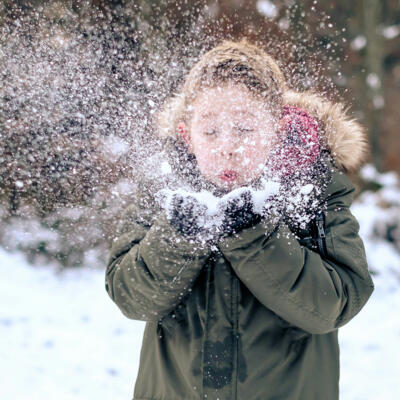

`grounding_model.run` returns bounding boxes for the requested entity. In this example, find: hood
[150,89,369,203]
